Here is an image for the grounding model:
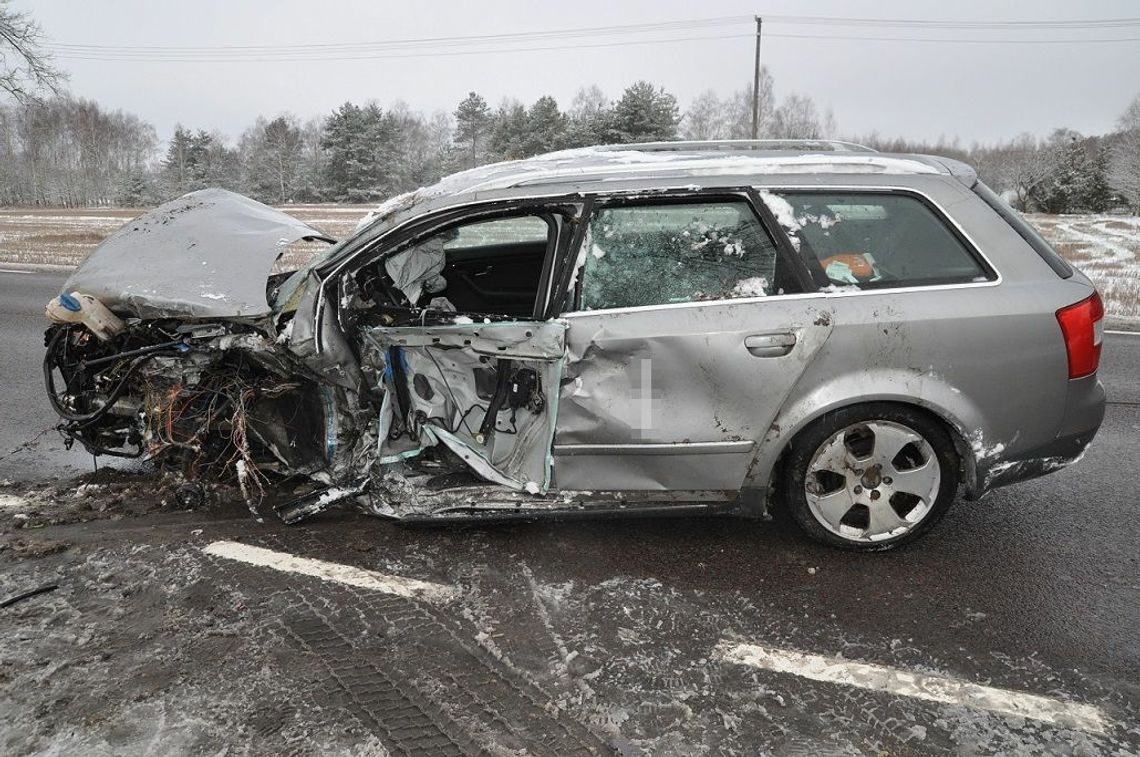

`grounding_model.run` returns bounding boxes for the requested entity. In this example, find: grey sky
[20,0,1140,146]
